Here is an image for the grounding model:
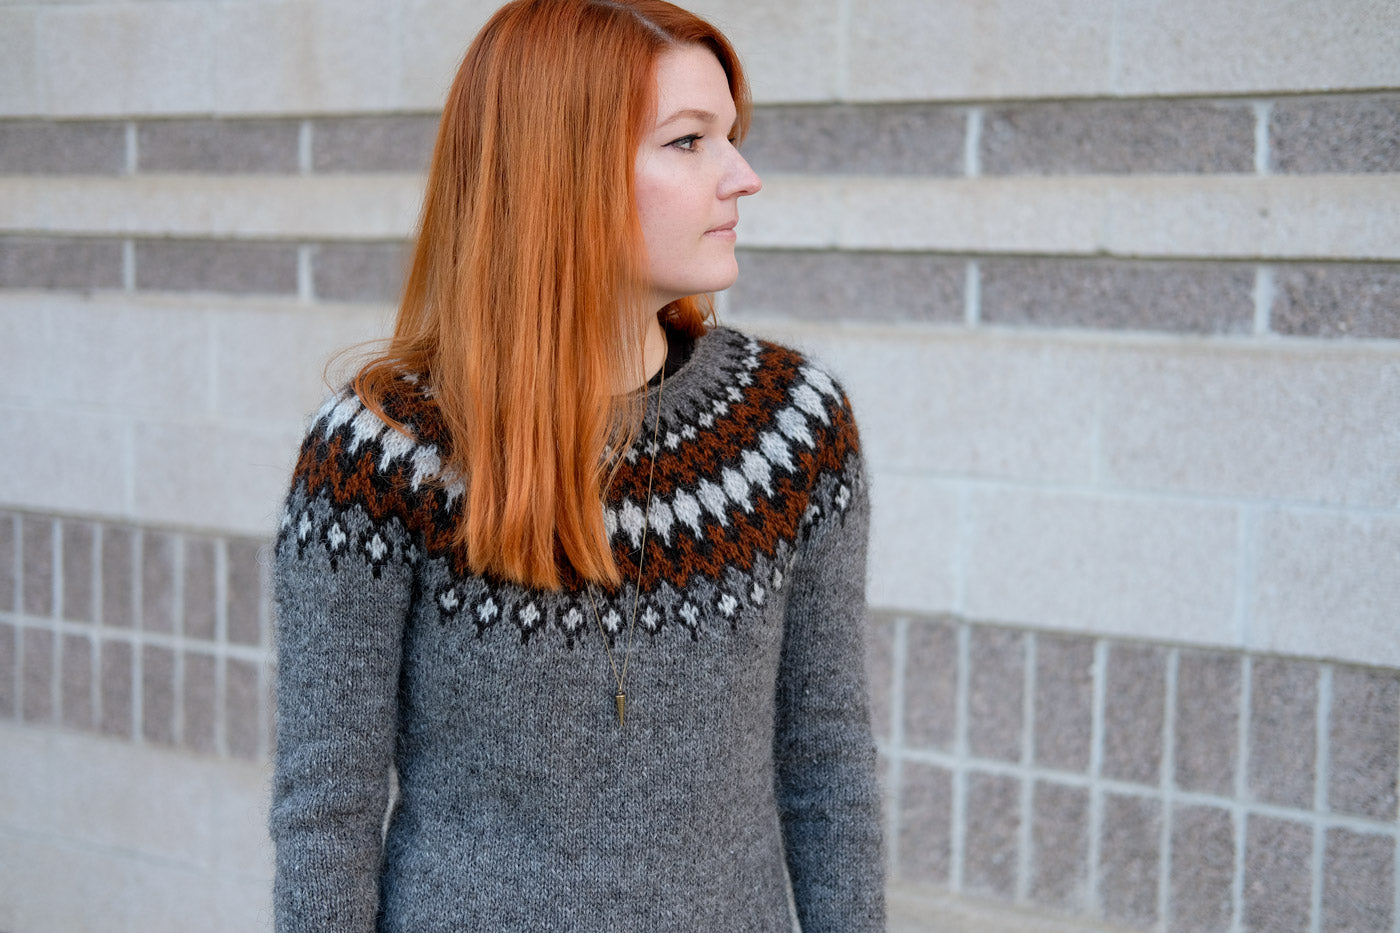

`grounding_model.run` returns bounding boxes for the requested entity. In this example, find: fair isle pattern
[278,328,864,647]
